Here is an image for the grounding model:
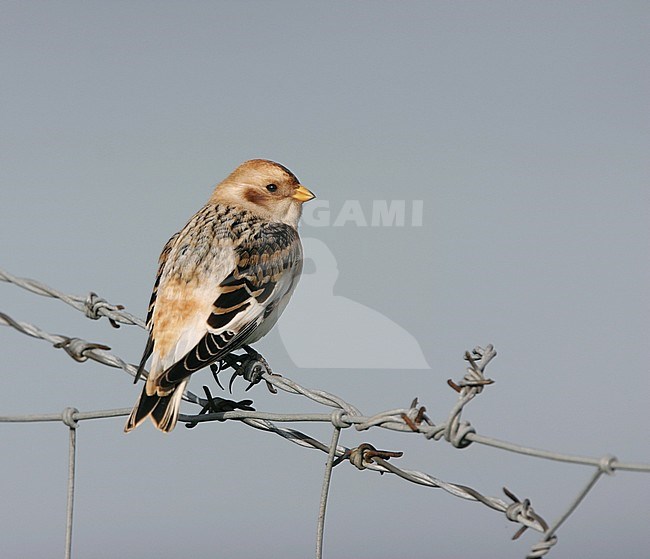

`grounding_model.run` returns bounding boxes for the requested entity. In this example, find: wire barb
[401,397,433,431]
[503,487,548,540]
[53,338,111,363]
[333,443,404,470]
[2,270,650,559]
